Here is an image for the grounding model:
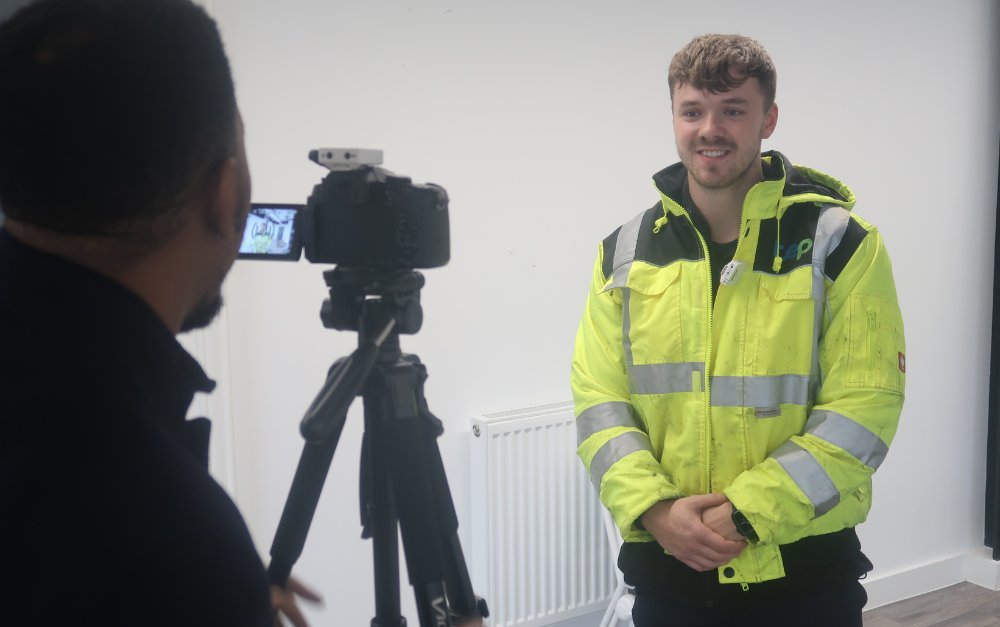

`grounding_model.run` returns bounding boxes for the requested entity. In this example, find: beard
[689,155,758,190]
[675,128,766,194]
[179,290,224,333]
[680,145,759,192]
